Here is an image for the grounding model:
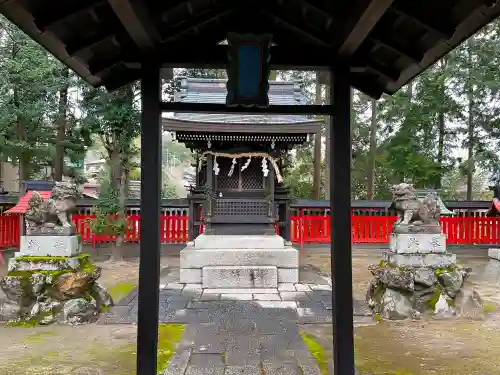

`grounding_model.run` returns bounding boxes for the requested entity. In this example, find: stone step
[193,234,285,249]
[202,266,278,288]
[180,248,298,268]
